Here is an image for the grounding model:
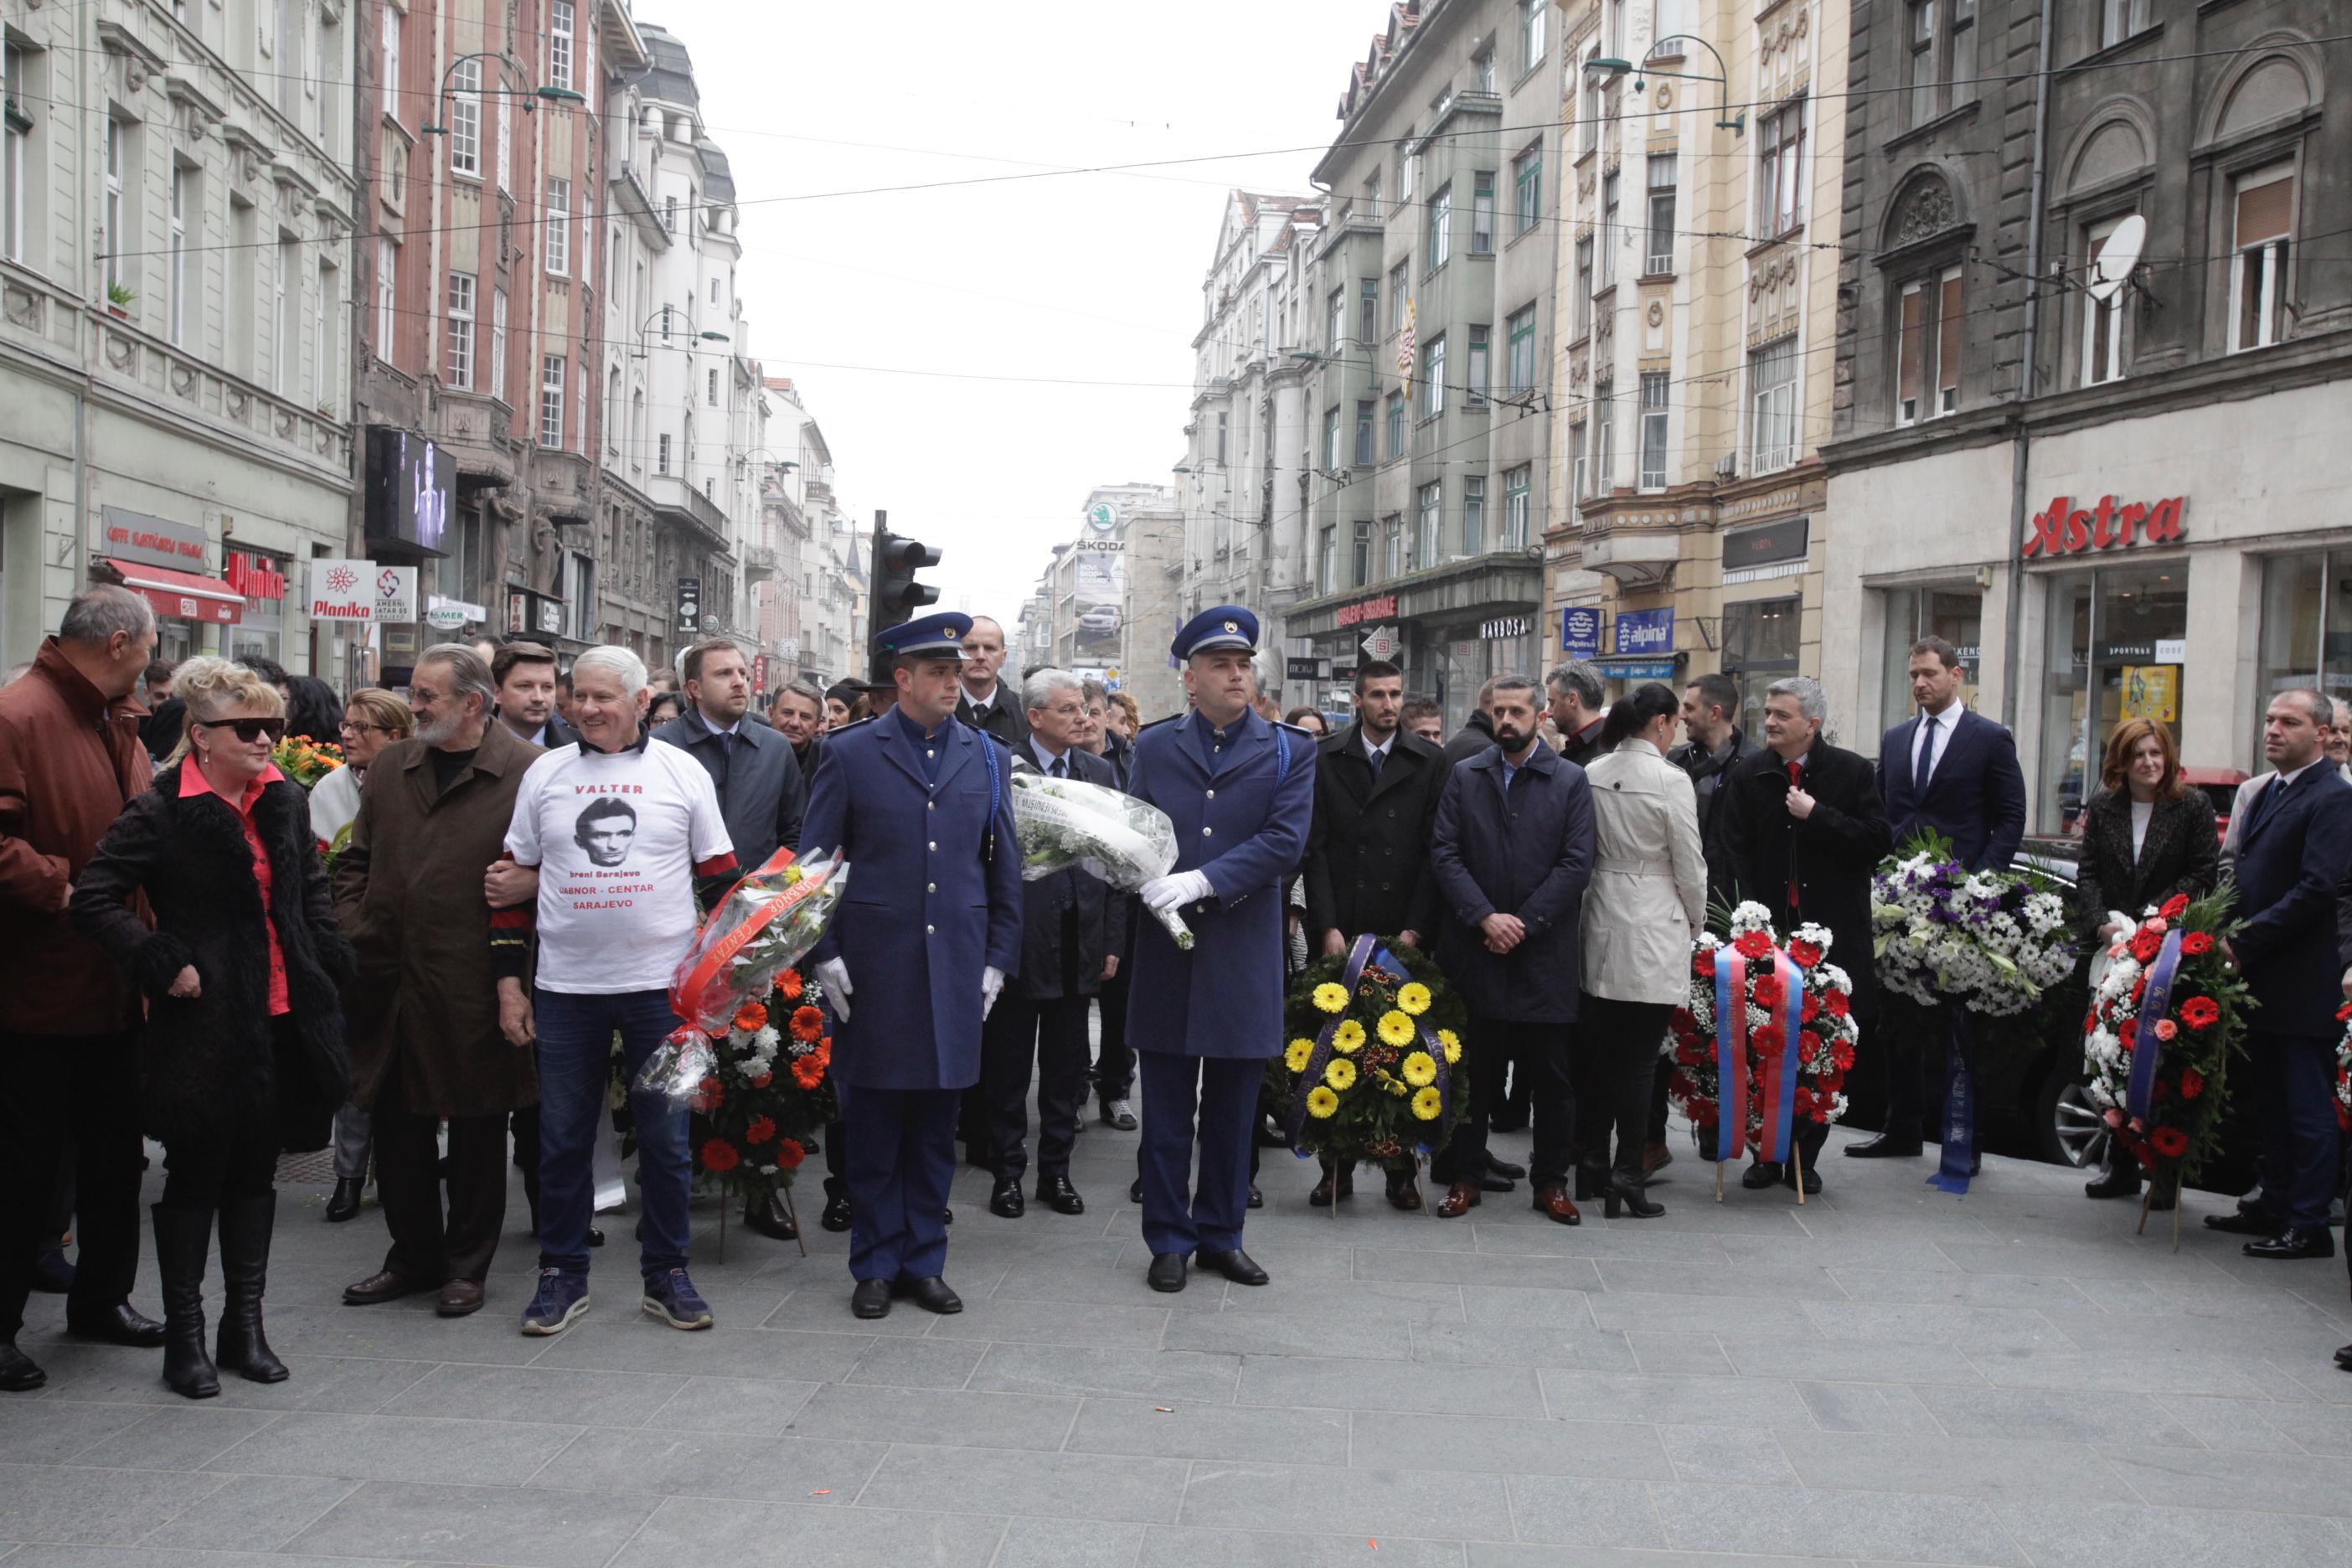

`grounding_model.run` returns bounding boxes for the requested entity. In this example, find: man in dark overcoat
[1127,608,1314,1294]
[802,613,1023,1320]
[334,644,541,1318]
